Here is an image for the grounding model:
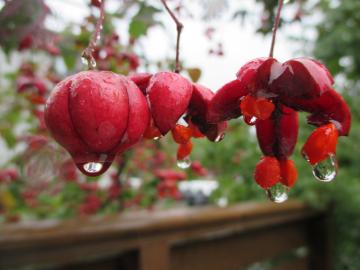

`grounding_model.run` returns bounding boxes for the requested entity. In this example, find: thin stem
[82,0,106,70]
[269,0,284,58]
[160,0,183,73]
